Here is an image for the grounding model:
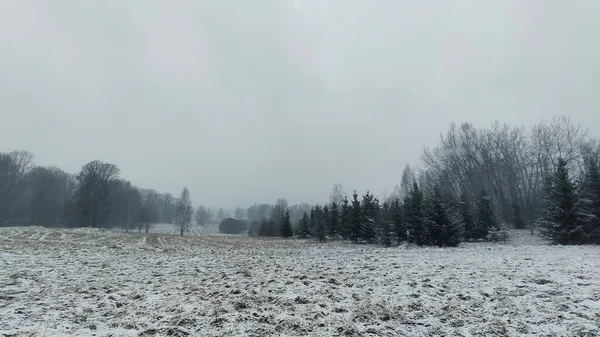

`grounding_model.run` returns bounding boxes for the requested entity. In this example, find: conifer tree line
[245,116,599,246]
